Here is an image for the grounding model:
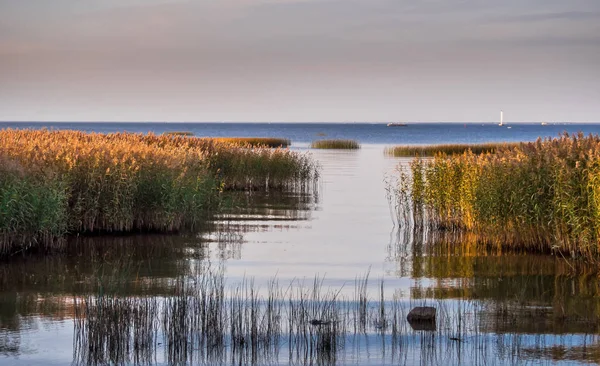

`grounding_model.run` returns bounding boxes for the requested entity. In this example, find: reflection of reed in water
[72,268,600,366]
[0,234,208,295]
[0,233,212,357]
[213,190,317,226]
[202,190,319,260]
[388,226,600,335]
[521,341,600,364]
